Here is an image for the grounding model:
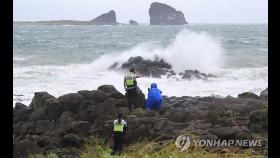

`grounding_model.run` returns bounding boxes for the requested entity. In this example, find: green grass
[29,153,59,158]
[30,136,266,158]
